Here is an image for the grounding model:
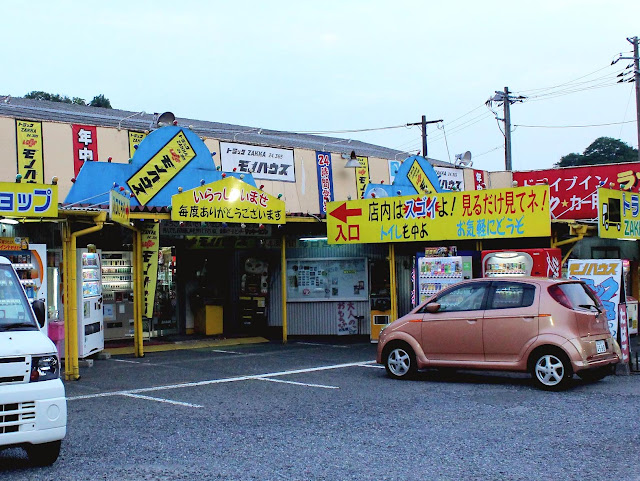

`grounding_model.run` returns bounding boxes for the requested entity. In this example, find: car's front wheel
[530,349,572,391]
[384,343,417,379]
